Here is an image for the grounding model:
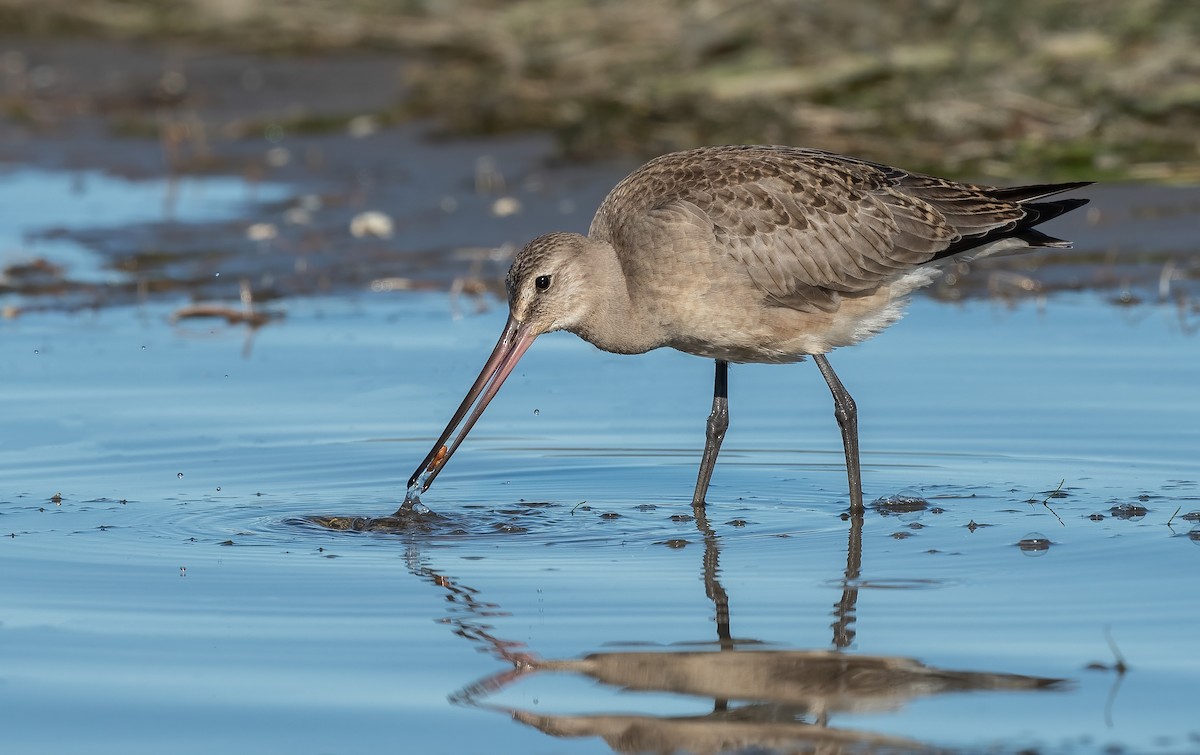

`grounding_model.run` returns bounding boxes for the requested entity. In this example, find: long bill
[406,315,538,498]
